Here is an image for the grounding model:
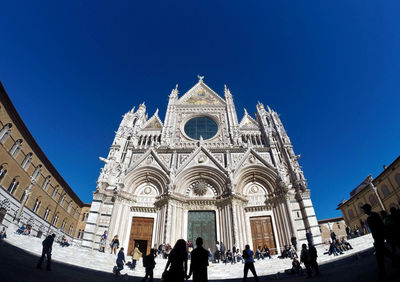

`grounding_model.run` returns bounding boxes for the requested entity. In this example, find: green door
[187,211,216,251]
